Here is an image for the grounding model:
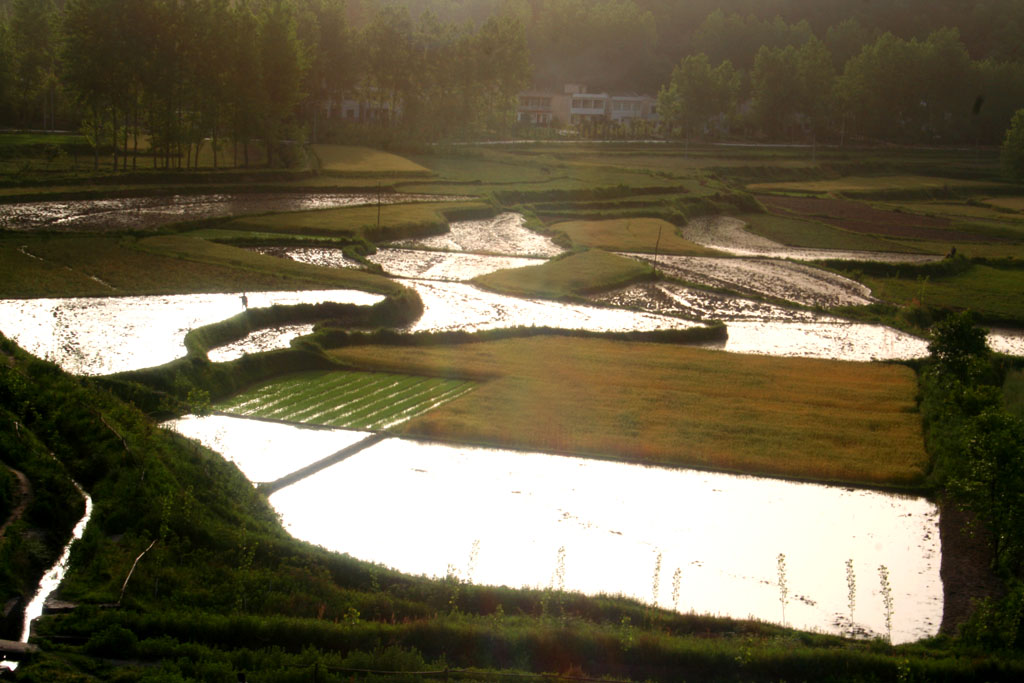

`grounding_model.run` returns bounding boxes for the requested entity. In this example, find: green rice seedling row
[336,378,467,429]
[278,377,405,423]
[217,371,476,429]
